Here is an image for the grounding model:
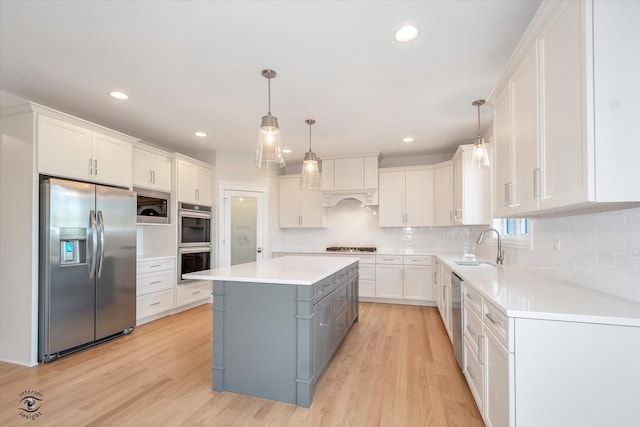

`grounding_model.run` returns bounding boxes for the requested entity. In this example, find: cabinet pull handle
[466,325,479,337]
[88,158,93,175]
[534,168,542,199]
[192,290,201,295]
[465,293,474,302]
[149,280,161,284]
[149,264,162,268]
[434,271,439,285]
[504,183,510,207]
[485,312,503,326]
[150,302,161,306]
[449,210,453,223]
[152,170,156,184]
[150,170,153,183]
[442,285,446,300]
[94,159,98,175]
[478,335,485,365]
